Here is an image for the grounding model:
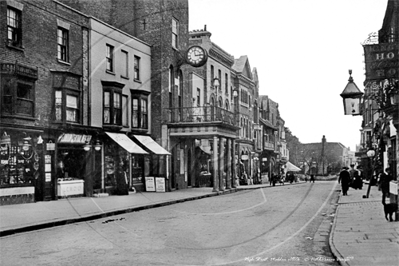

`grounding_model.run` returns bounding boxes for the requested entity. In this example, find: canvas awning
[132,135,170,155]
[286,161,301,172]
[105,132,148,154]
